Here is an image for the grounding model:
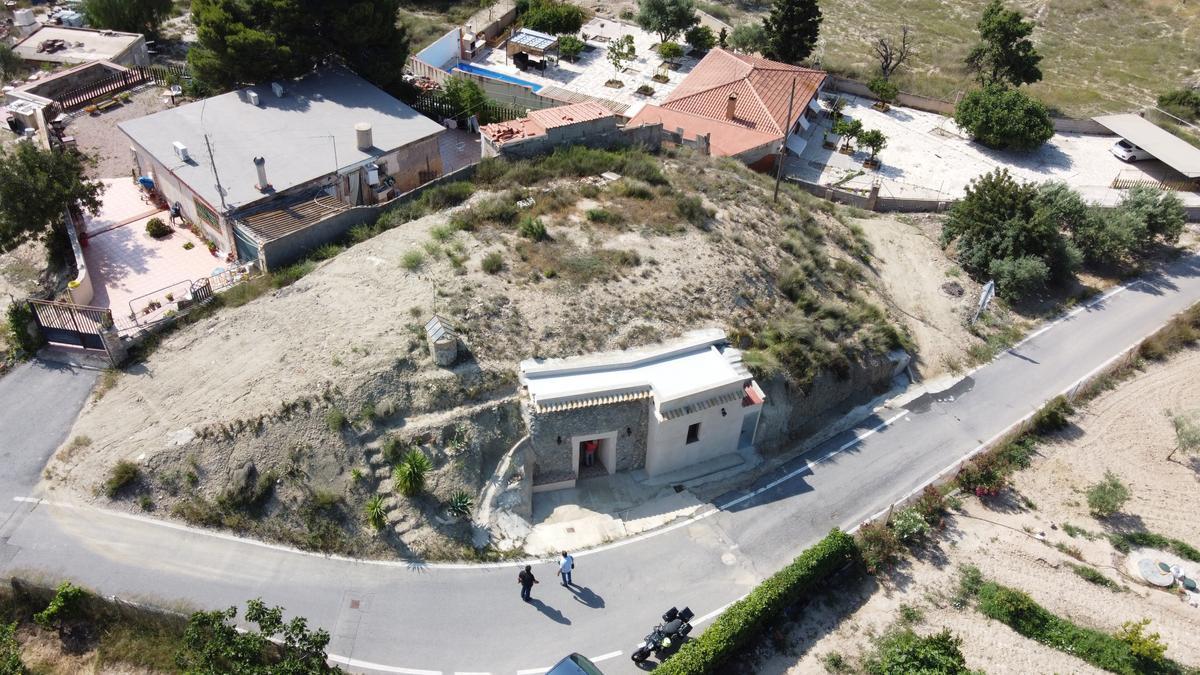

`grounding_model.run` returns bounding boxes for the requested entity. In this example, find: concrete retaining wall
[259,164,479,270]
[64,210,94,306]
[526,398,650,485]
